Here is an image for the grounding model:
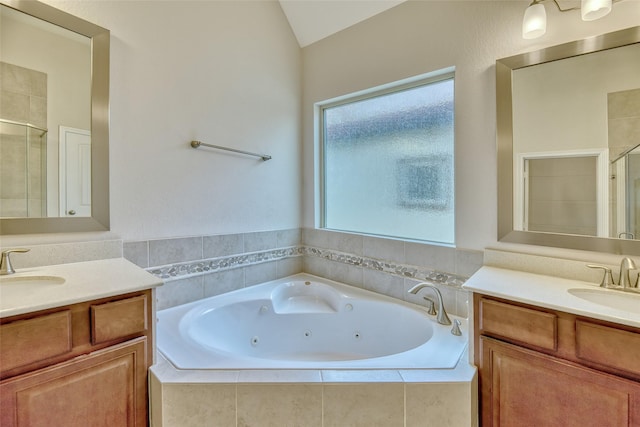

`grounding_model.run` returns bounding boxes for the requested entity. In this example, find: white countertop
[0,258,163,318]
[463,266,640,329]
